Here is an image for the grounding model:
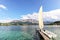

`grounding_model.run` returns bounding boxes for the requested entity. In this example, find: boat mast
[38,6,44,30]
